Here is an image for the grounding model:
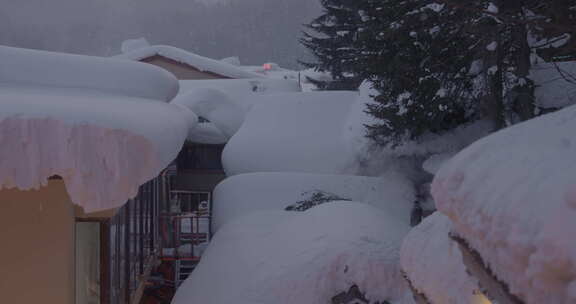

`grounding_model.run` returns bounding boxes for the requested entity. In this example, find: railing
[157,190,213,287]
[160,214,211,261]
[104,174,169,304]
